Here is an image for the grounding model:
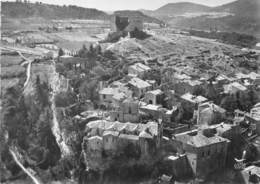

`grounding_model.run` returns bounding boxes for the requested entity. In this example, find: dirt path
[9,149,42,184]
